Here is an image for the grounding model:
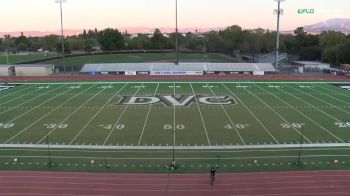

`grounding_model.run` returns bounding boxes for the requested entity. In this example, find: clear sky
[1,0,349,32]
